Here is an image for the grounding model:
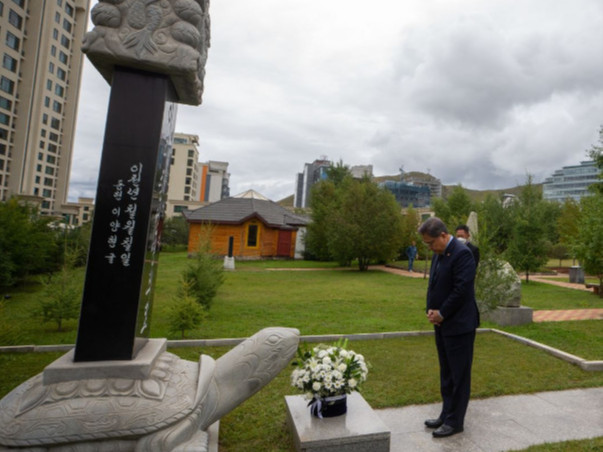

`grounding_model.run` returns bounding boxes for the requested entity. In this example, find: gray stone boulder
[498,261,522,307]
[479,260,531,326]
